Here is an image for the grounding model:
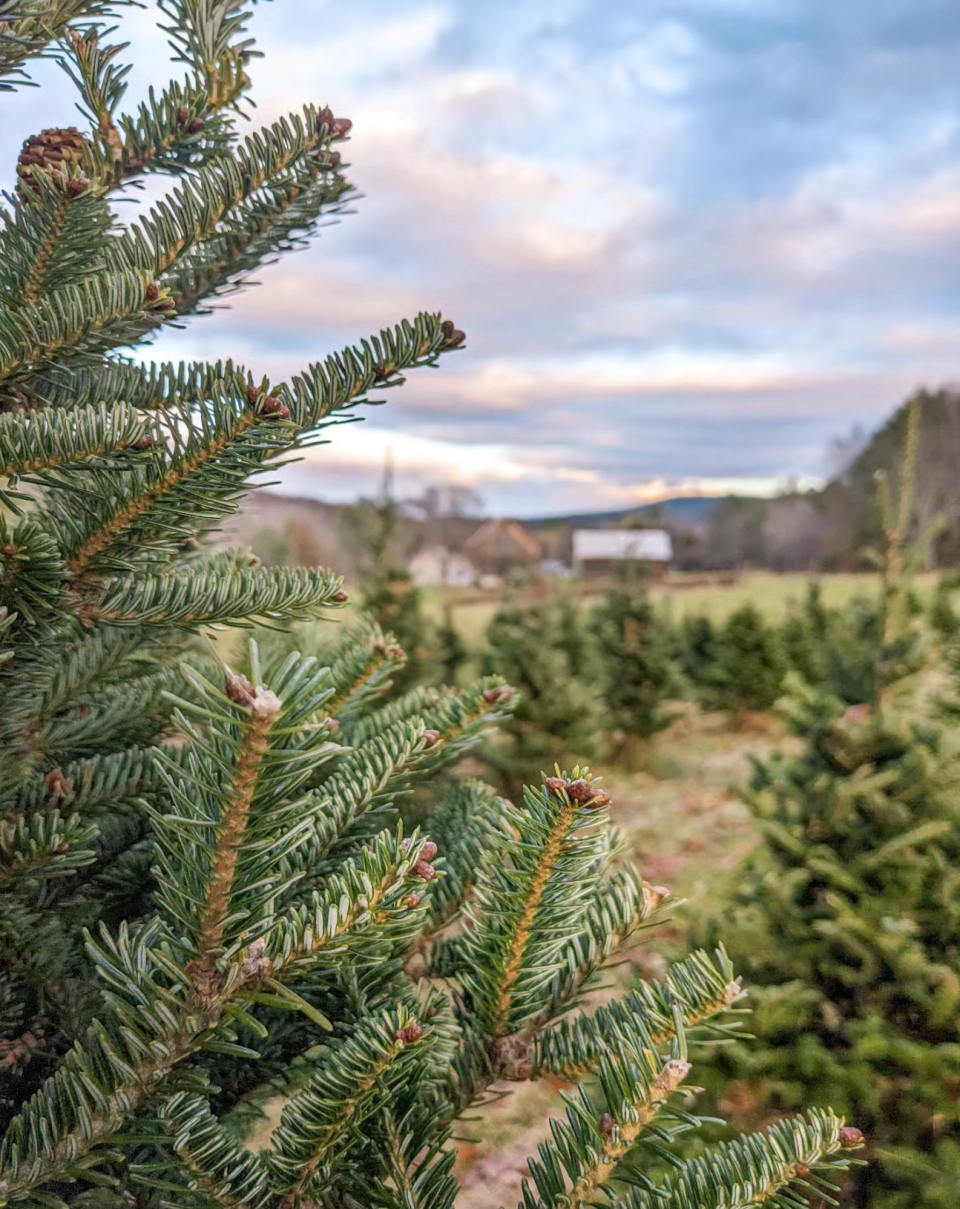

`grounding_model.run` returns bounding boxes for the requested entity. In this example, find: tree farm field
[426,570,937,658]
